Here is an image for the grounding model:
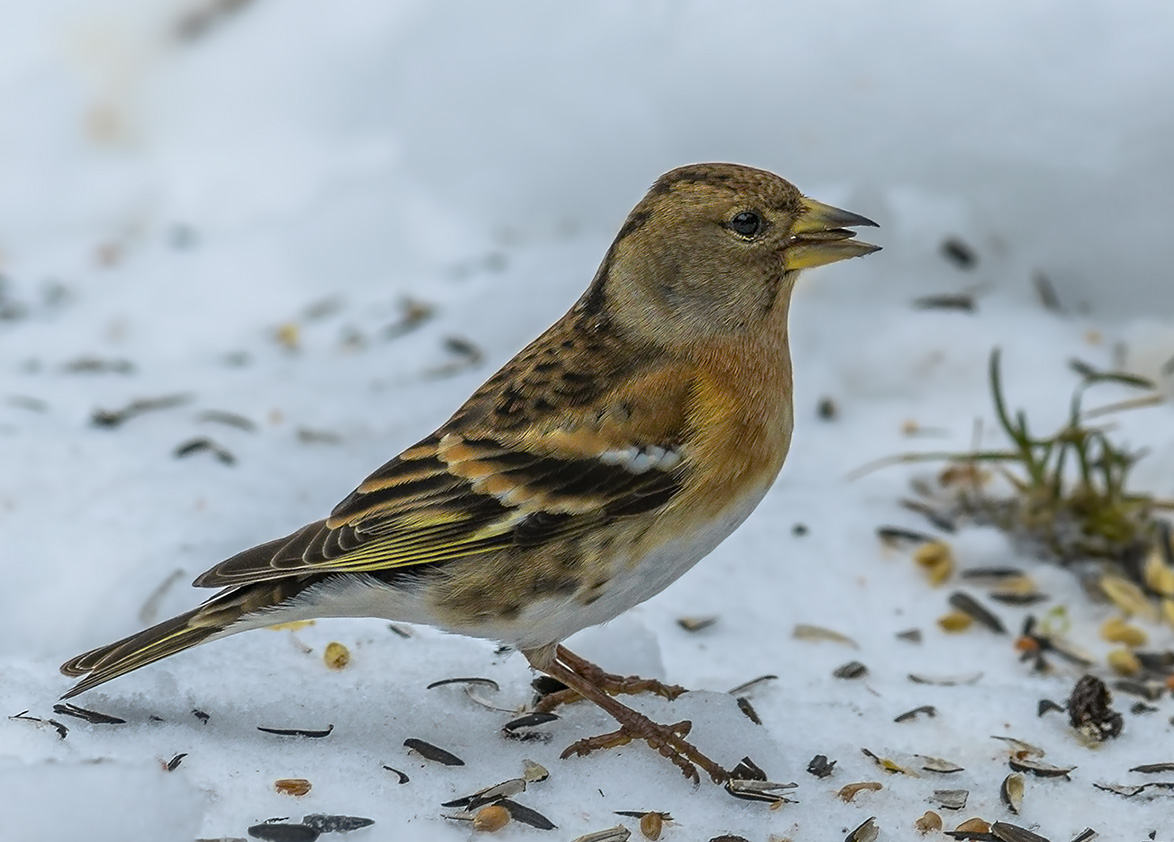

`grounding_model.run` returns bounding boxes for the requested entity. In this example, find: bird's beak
[783,197,881,271]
